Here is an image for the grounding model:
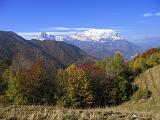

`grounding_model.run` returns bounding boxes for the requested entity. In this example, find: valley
[1,0,160,119]
[0,30,160,119]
